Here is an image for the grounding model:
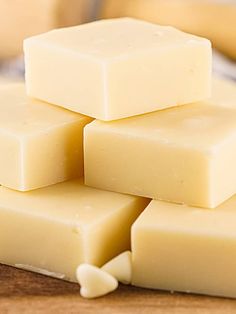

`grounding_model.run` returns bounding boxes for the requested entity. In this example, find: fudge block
[0,83,92,191]
[0,178,149,282]
[132,198,236,298]
[85,102,236,208]
[24,18,211,120]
